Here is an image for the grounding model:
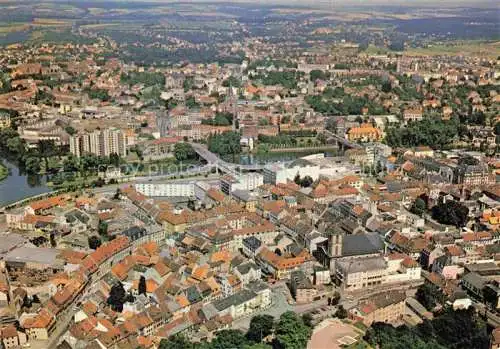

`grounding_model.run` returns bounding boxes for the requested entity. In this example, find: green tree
[274,311,312,349]
[247,314,274,342]
[186,96,199,109]
[382,81,392,93]
[415,284,443,310]
[65,126,76,135]
[207,131,241,156]
[174,143,196,161]
[222,76,241,88]
[107,282,126,312]
[310,70,328,81]
[211,329,248,349]
[411,197,427,217]
[98,220,108,236]
[24,156,41,174]
[159,334,193,349]
[88,235,102,250]
[300,175,314,188]
[431,200,469,228]
[335,305,348,319]
[138,275,147,295]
